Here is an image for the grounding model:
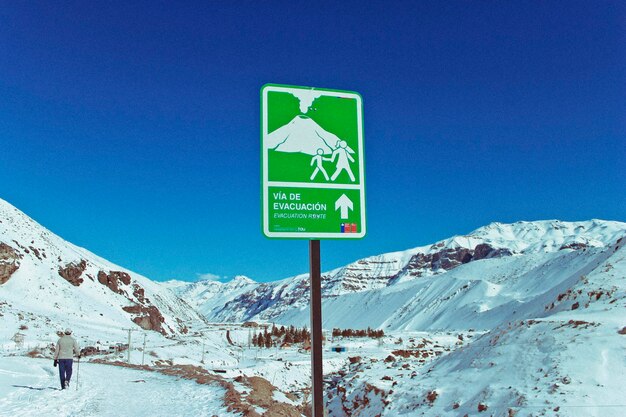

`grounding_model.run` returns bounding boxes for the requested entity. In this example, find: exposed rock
[98,271,171,335]
[98,271,118,293]
[98,270,132,294]
[242,375,306,417]
[559,242,589,251]
[326,380,389,416]
[0,242,20,285]
[28,246,43,260]
[399,243,512,278]
[175,318,189,334]
[473,243,513,260]
[132,283,146,303]
[117,271,132,285]
[426,390,438,404]
[122,304,166,334]
[331,259,399,293]
[58,260,87,286]
[432,247,473,269]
